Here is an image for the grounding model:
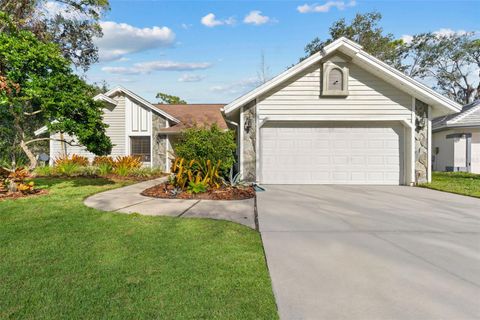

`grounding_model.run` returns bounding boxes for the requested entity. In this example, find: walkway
[84,178,256,229]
